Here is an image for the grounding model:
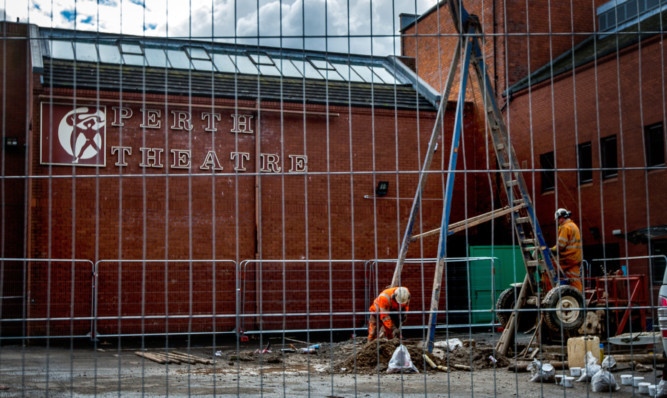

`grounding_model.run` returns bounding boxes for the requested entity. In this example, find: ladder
[391,0,562,353]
